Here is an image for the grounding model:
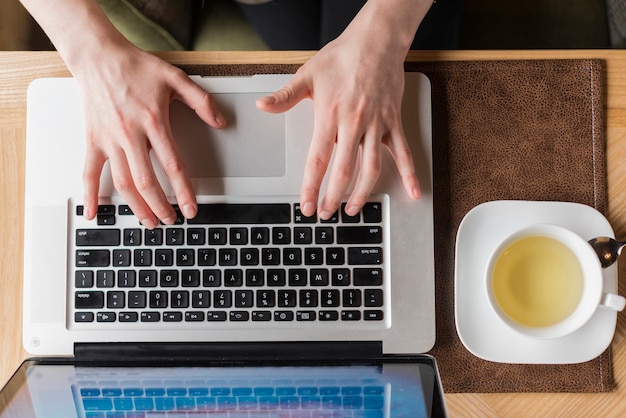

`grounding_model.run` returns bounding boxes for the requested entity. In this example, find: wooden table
[2,50,626,416]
